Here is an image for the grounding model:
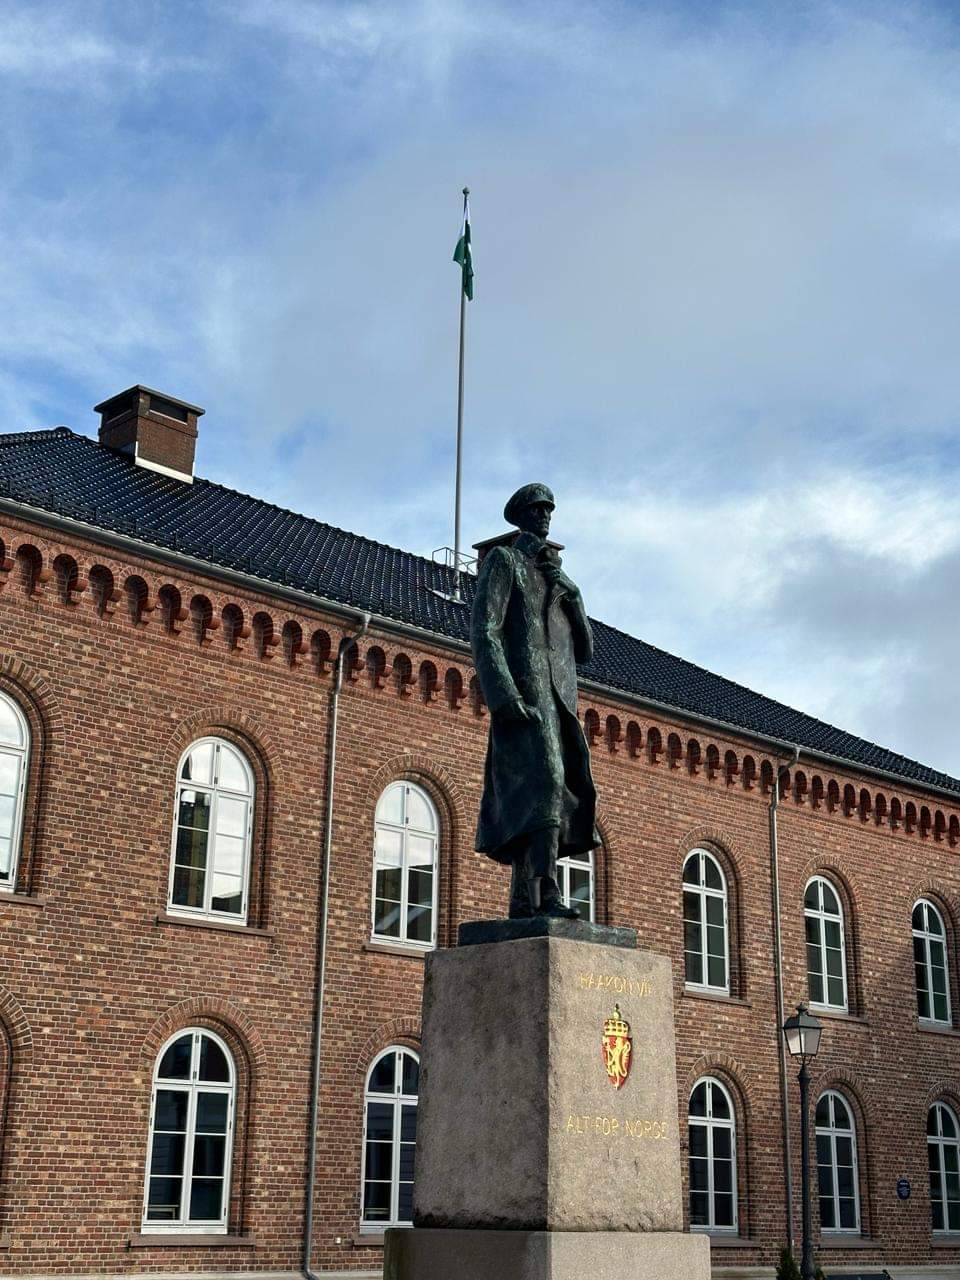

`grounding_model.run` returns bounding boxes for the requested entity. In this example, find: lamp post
[782,1003,823,1280]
